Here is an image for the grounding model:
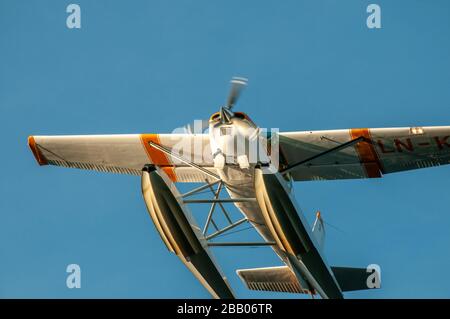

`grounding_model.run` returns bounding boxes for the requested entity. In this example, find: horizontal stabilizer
[331,266,381,292]
[236,266,309,294]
